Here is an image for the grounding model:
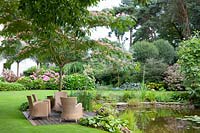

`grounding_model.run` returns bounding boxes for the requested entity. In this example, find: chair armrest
[76,103,83,111]
[34,102,49,112]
